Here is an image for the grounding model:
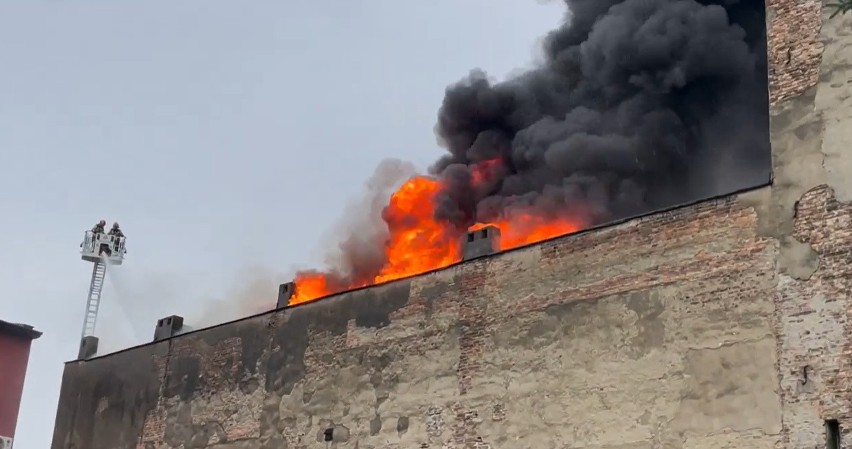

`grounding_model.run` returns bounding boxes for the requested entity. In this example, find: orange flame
[289,272,333,305]
[375,177,461,283]
[289,160,585,306]
[469,215,583,251]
